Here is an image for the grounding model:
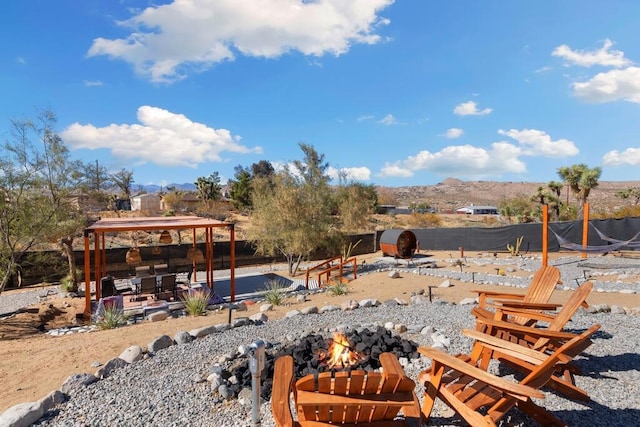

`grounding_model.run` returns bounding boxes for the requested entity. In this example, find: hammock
[548,228,640,253]
[589,224,640,248]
